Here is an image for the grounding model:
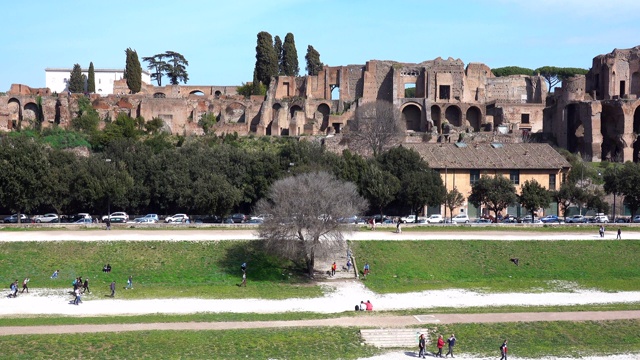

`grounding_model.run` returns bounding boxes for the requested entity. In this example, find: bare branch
[345,101,405,156]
